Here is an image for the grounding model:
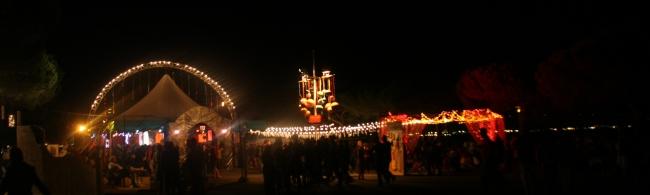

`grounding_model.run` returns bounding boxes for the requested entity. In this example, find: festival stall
[380,109,506,175]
